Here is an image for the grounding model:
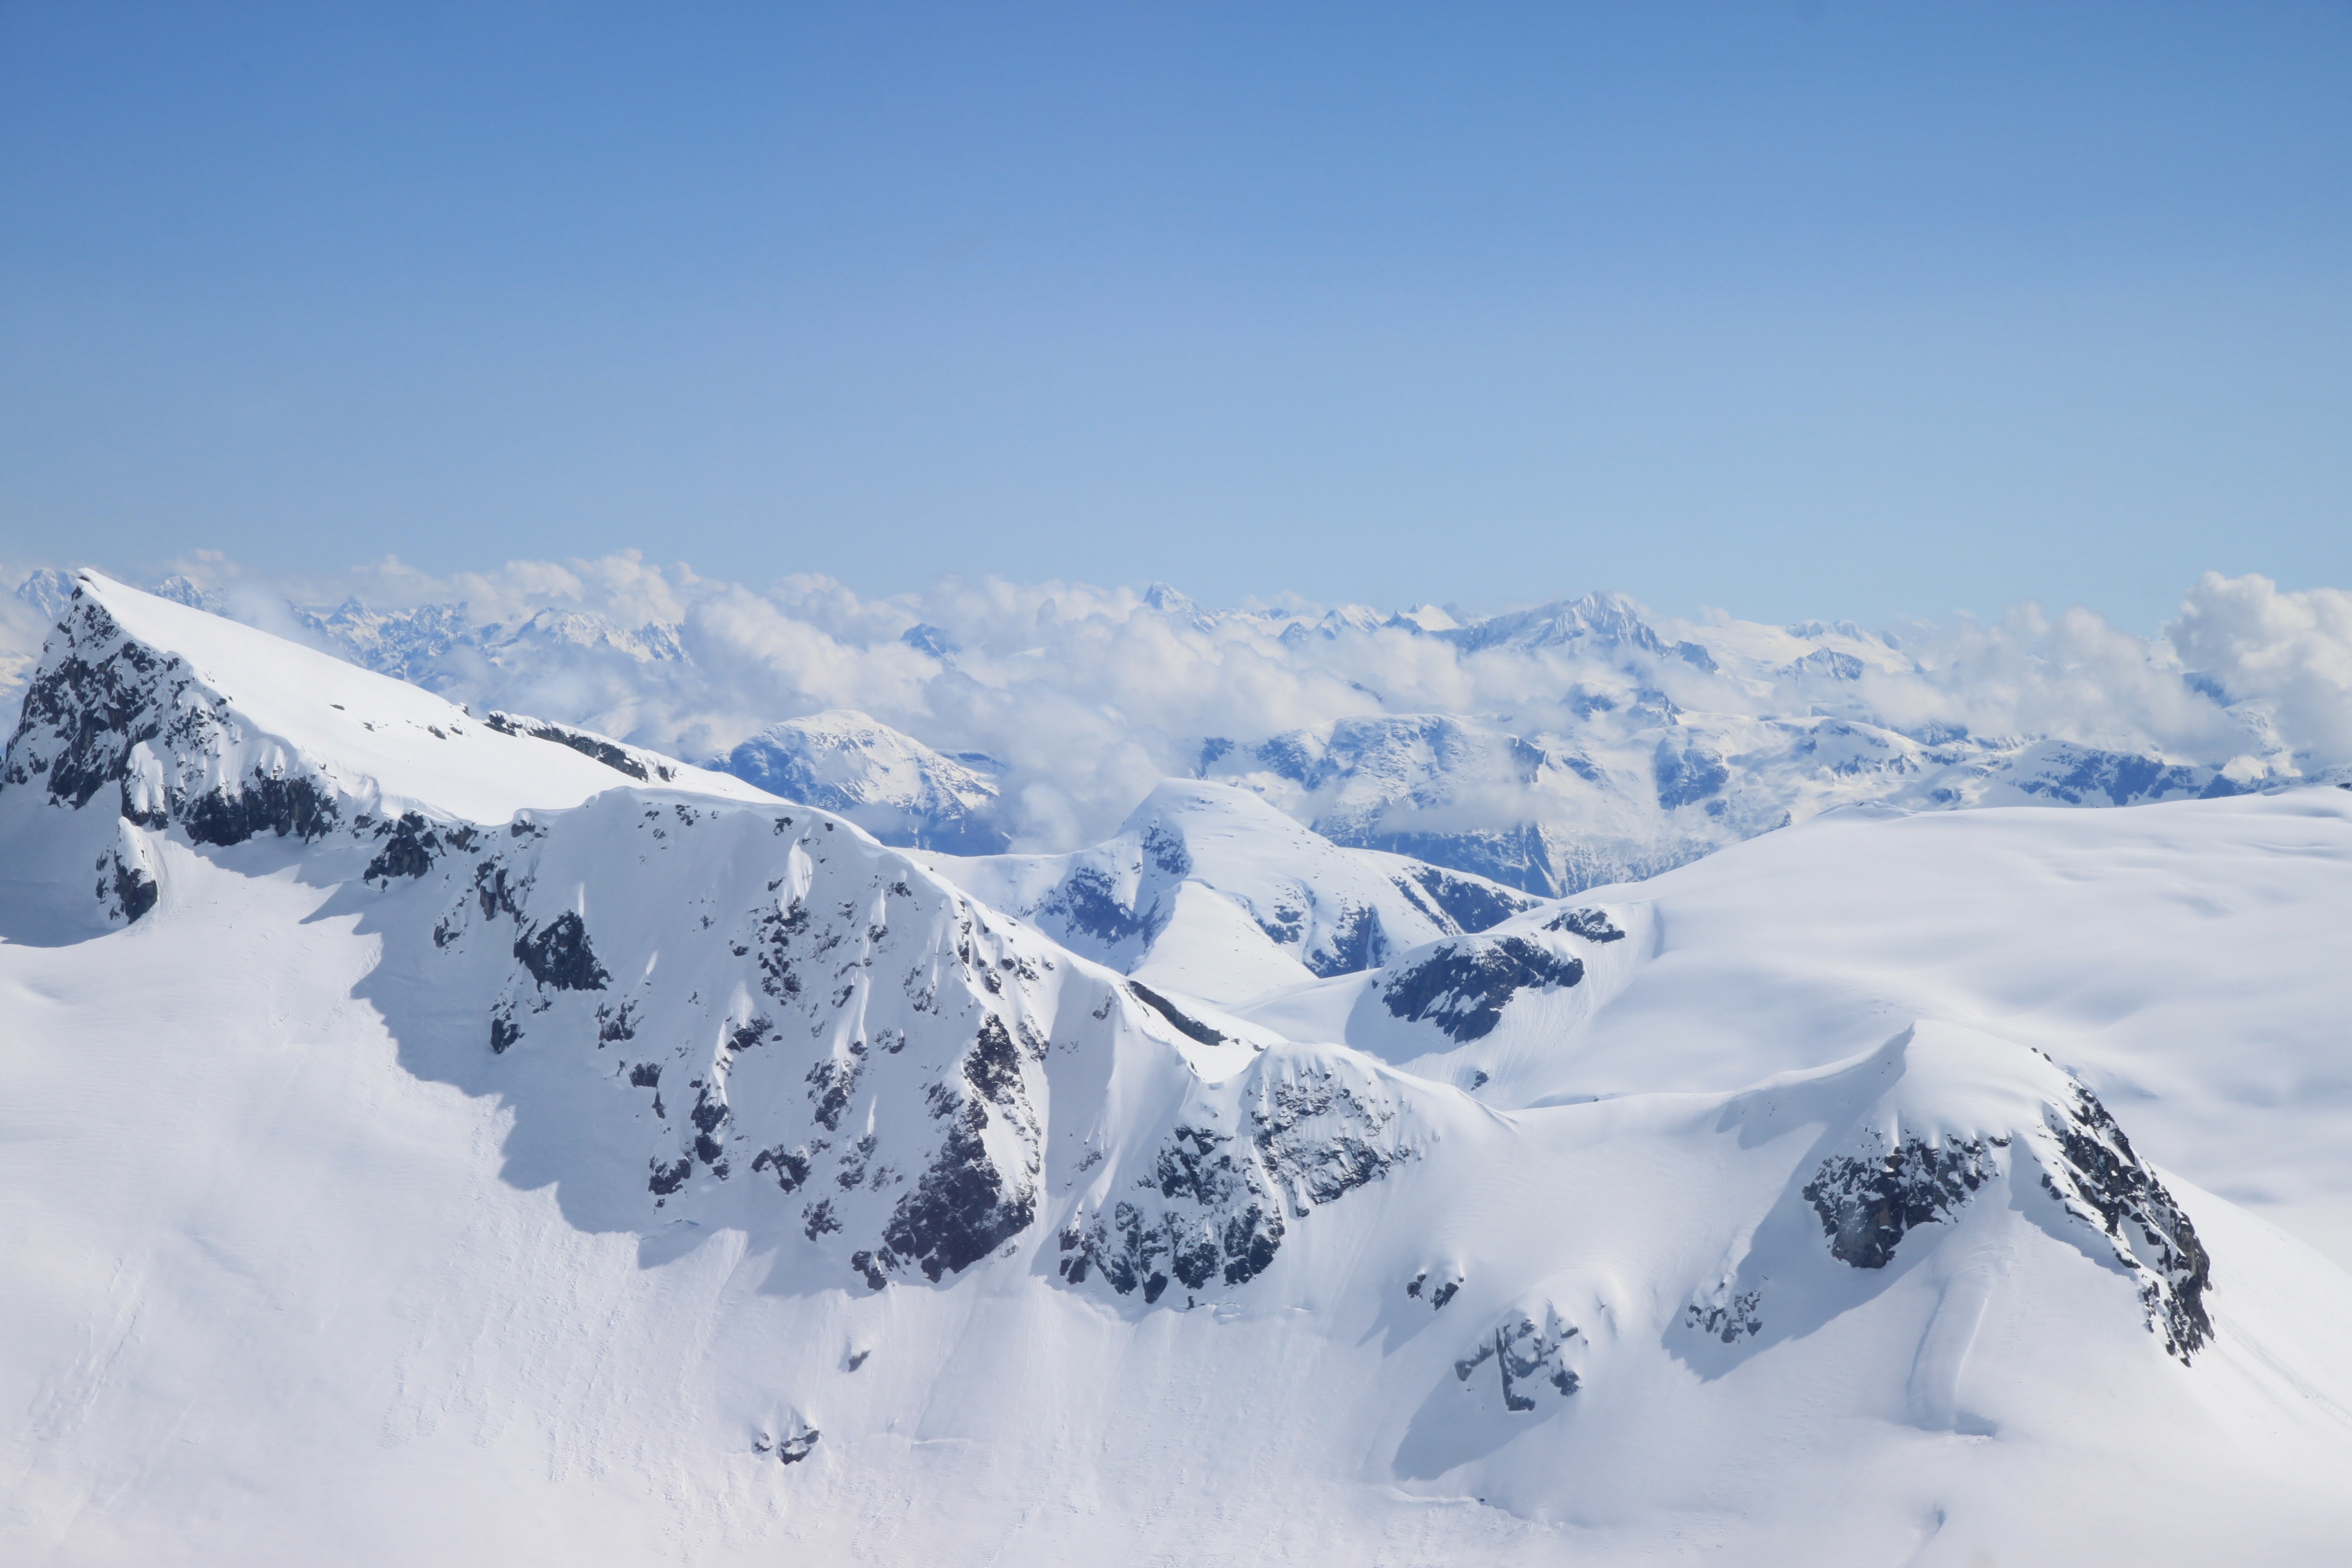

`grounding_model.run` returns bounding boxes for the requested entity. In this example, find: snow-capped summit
[12,566,76,623]
[720,709,1008,854]
[0,572,765,937]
